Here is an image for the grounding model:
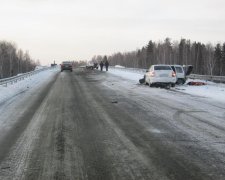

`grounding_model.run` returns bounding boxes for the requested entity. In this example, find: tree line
[0,41,38,79]
[91,38,225,76]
